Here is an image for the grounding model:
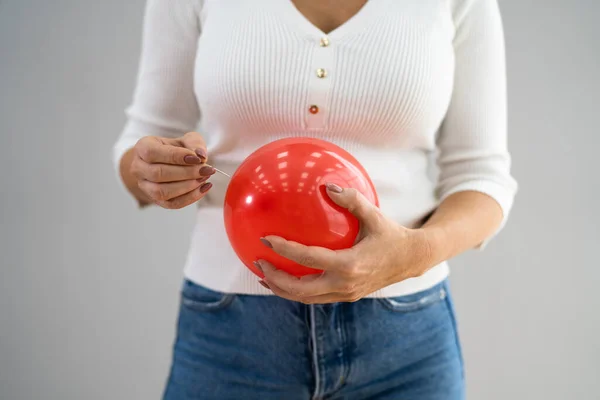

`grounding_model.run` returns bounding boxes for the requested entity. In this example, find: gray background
[1,0,598,399]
